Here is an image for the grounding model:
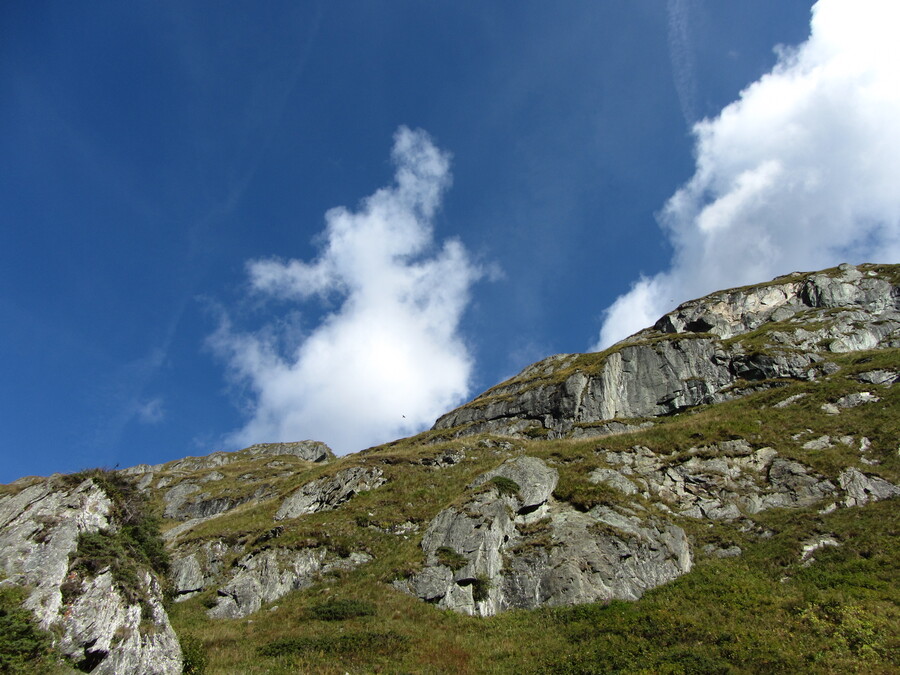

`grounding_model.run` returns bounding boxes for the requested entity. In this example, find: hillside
[1,262,898,674]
